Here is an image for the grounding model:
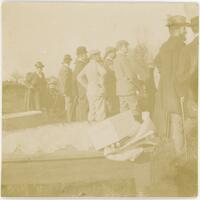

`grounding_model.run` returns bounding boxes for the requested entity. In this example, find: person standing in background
[103,47,119,116]
[132,44,156,116]
[73,46,89,121]
[153,15,188,158]
[24,72,35,111]
[176,16,198,120]
[31,62,48,111]
[77,50,107,122]
[113,40,141,120]
[58,55,73,122]
[176,16,198,161]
